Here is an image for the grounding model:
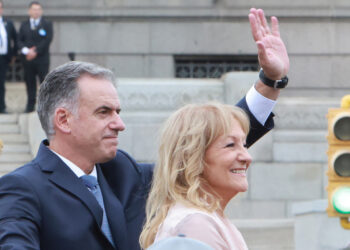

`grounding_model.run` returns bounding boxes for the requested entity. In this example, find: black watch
[259,69,288,89]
